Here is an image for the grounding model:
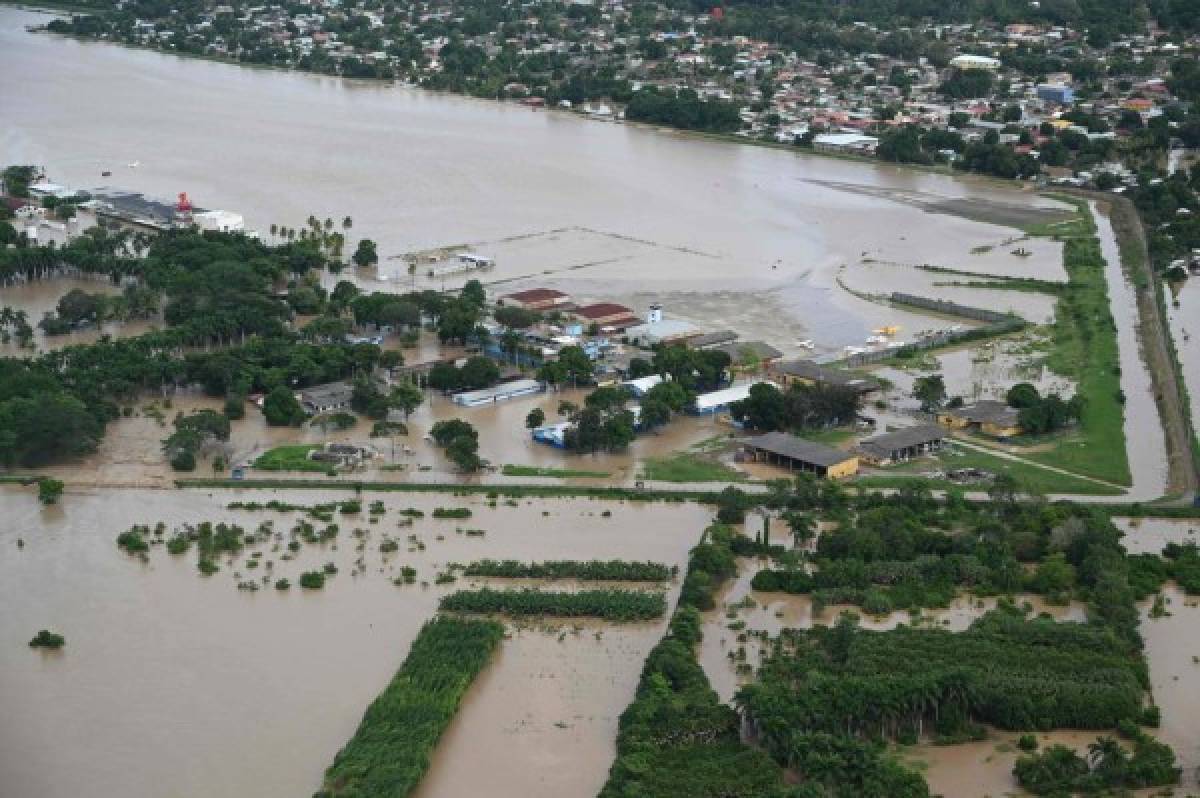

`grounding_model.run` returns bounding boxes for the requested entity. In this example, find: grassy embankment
[499,464,610,479]
[0,474,44,484]
[855,443,1123,496]
[640,452,746,483]
[252,444,327,473]
[894,197,1130,487]
[316,616,504,797]
[1020,200,1131,485]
